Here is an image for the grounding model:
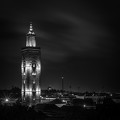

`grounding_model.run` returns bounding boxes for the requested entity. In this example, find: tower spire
[26,22,36,47]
